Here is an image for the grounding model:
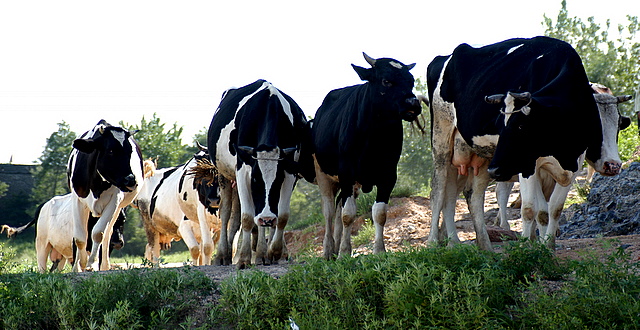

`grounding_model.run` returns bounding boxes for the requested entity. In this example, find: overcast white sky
[0,0,635,164]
